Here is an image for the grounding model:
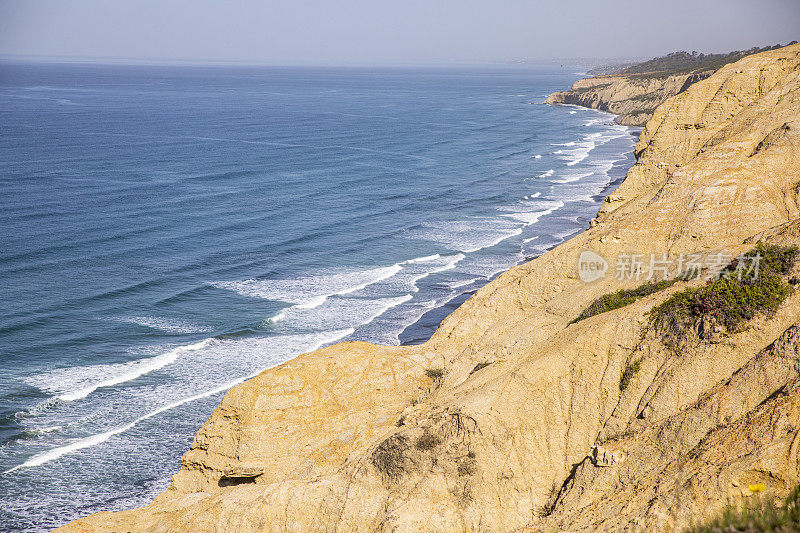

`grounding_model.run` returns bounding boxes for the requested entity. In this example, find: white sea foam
[402,254,441,264]
[557,171,594,184]
[389,299,440,342]
[336,266,403,295]
[500,211,546,226]
[551,122,631,170]
[6,329,354,474]
[591,159,616,176]
[553,140,595,166]
[13,396,62,419]
[408,219,526,254]
[295,295,329,309]
[538,169,555,178]
[217,254,463,320]
[111,316,212,334]
[455,252,523,280]
[24,339,214,403]
[6,379,252,473]
[206,254,462,351]
[331,253,466,345]
[213,264,402,307]
[499,200,565,225]
[266,311,286,324]
[361,295,413,324]
[466,227,522,253]
[22,425,63,437]
[447,277,480,289]
[279,294,413,332]
[407,253,465,287]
